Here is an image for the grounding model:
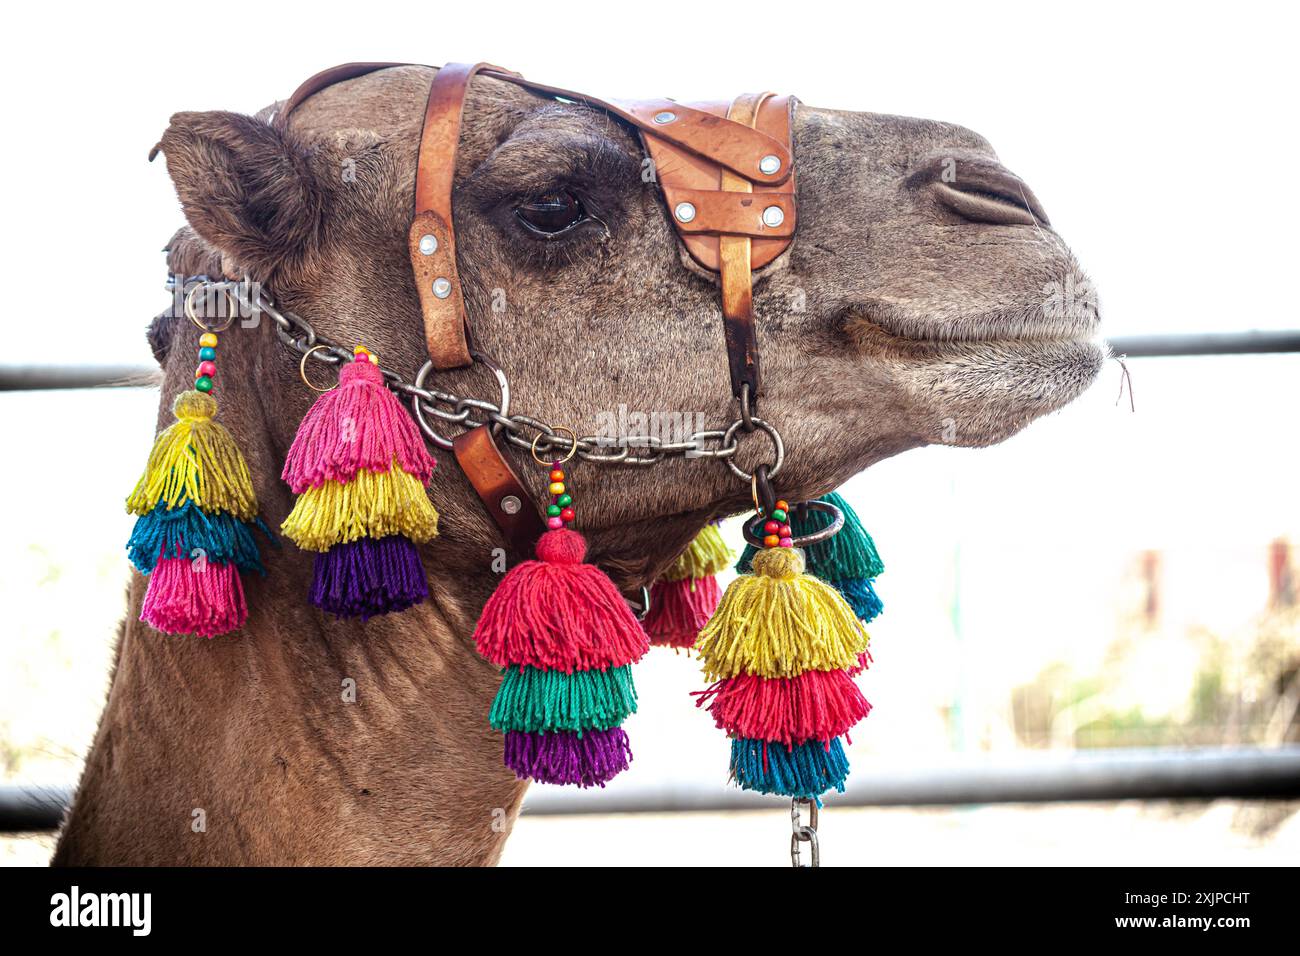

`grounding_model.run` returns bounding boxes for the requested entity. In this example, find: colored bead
[560,507,575,522]
[779,537,794,548]
[546,504,561,517]
[771,508,787,522]
[198,347,216,361]
[197,360,217,376]
[778,524,792,537]
[775,499,789,512]
[548,482,565,496]
[763,534,780,548]
[194,376,213,393]
[549,469,565,482]
[199,333,218,348]
[547,516,564,530]
[557,493,572,507]
[764,519,780,534]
